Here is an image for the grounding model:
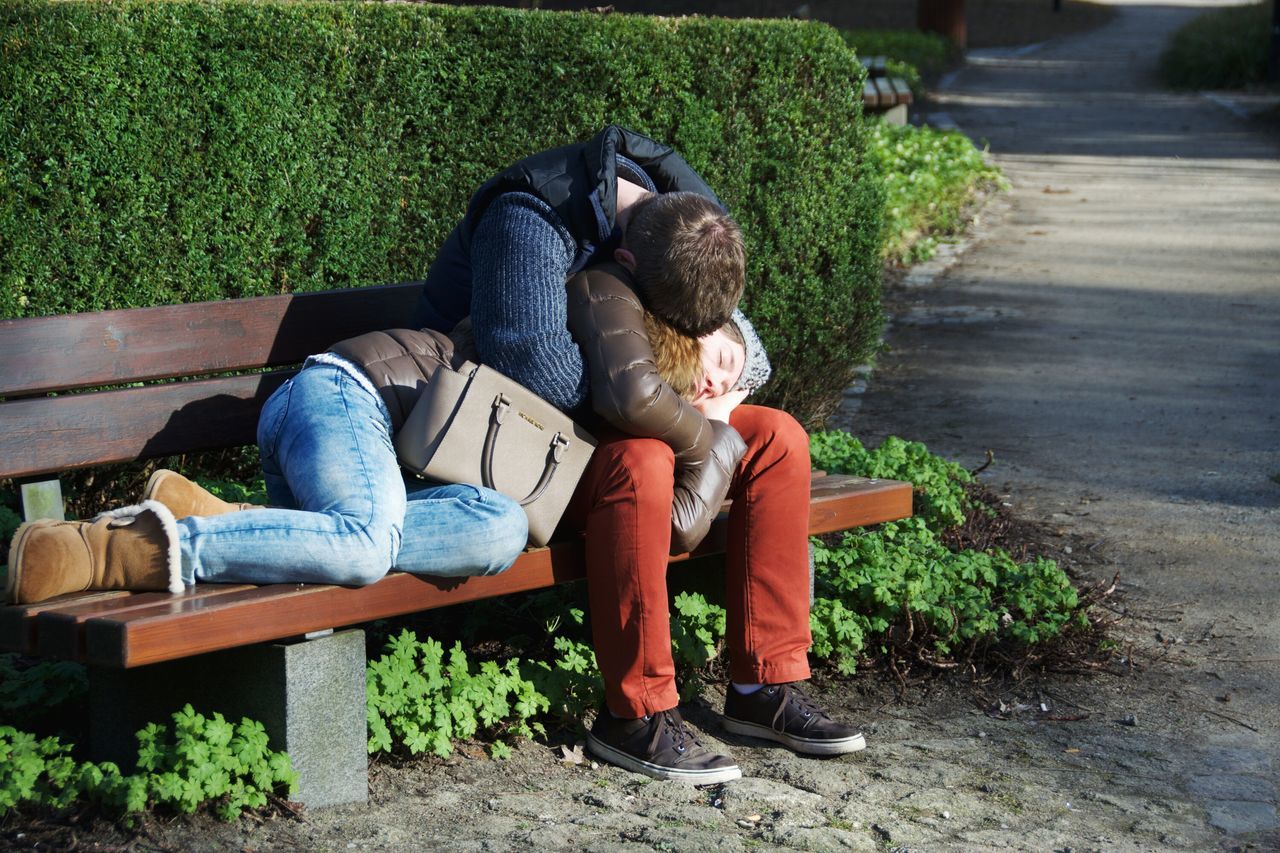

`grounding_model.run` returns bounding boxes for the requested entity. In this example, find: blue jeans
[177,363,528,586]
